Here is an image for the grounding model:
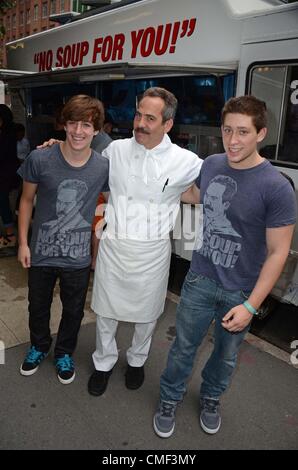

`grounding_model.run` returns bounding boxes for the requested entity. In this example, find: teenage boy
[38,87,202,395]
[153,95,297,438]
[18,95,109,384]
